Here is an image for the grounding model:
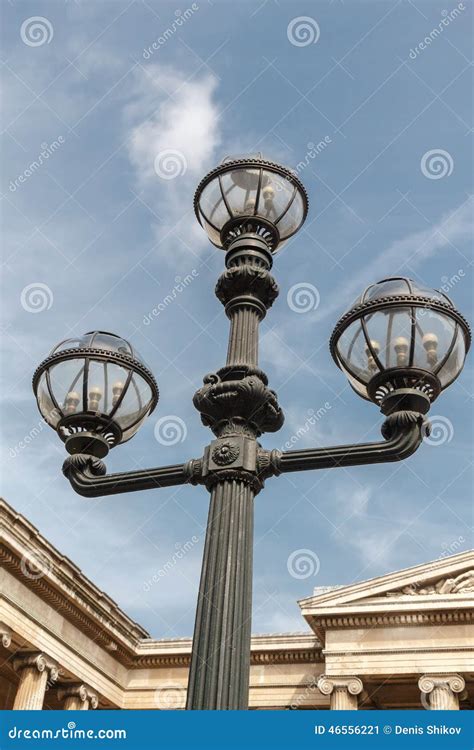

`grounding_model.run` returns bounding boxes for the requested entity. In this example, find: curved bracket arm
[62,454,203,498]
[258,410,428,478]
